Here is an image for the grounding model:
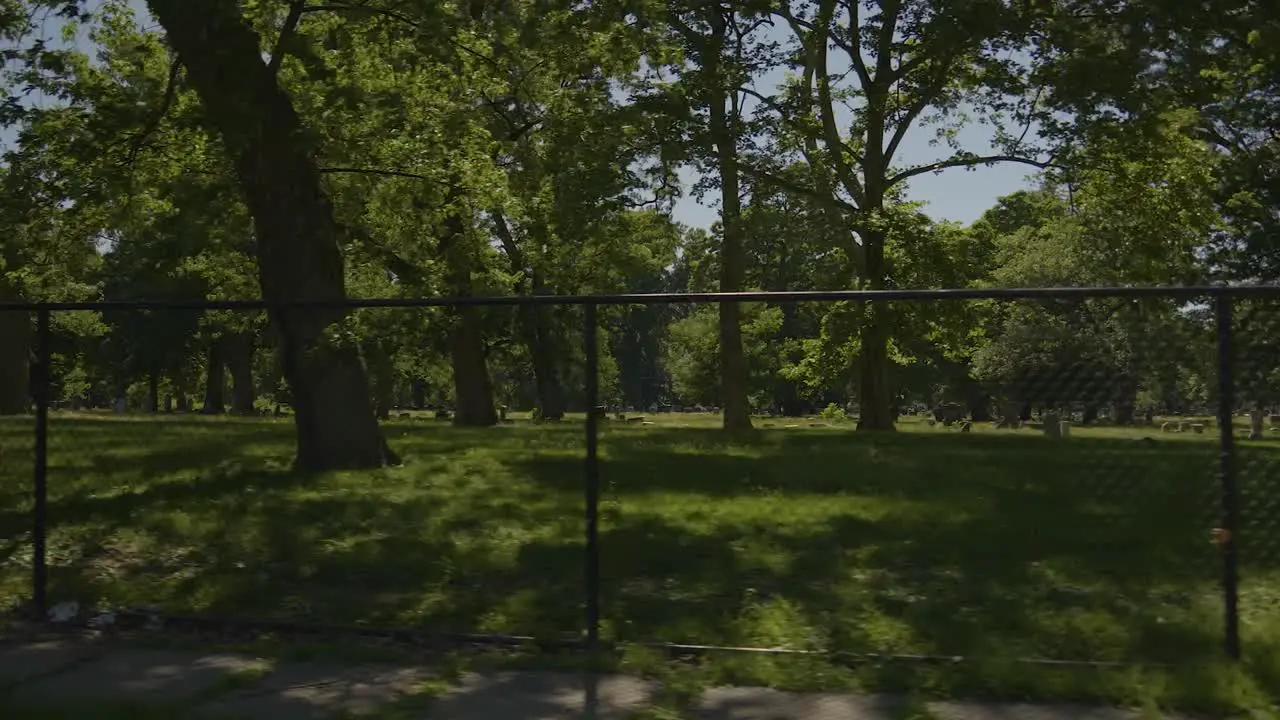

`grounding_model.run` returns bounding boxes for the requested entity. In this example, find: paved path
[0,639,1192,719]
